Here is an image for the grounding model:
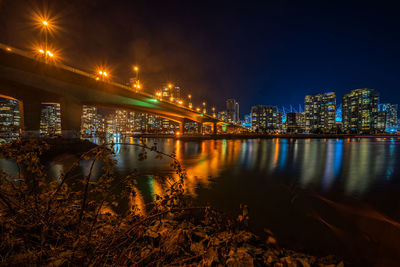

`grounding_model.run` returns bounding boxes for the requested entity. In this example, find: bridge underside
[0,49,224,137]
